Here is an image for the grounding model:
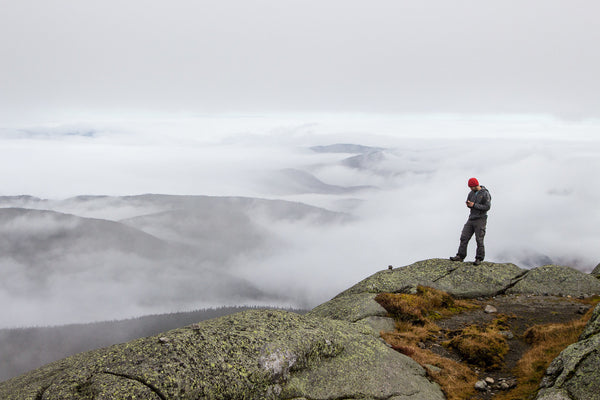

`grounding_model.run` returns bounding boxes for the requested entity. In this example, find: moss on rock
[538,333,600,400]
[507,265,600,297]
[334,259,459,297]
[581,303,600,340]
[307,292,387,323]
[592,263,600,279]
[0,309,444,400]
[333,259,526,299]
[433,262,524,298]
